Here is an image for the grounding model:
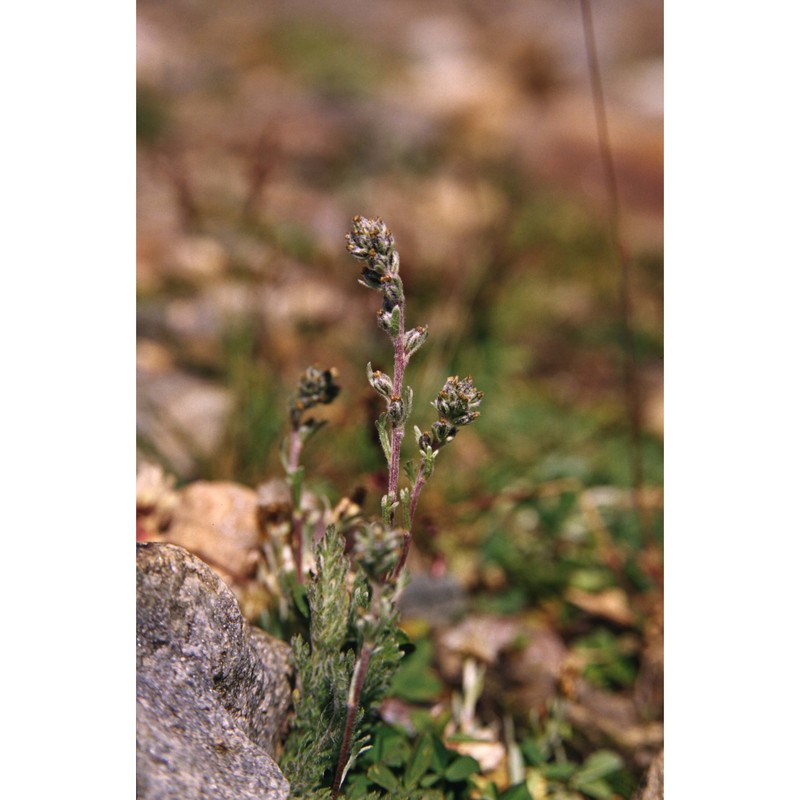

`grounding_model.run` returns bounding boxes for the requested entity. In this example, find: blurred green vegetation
[264,20,397,99]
